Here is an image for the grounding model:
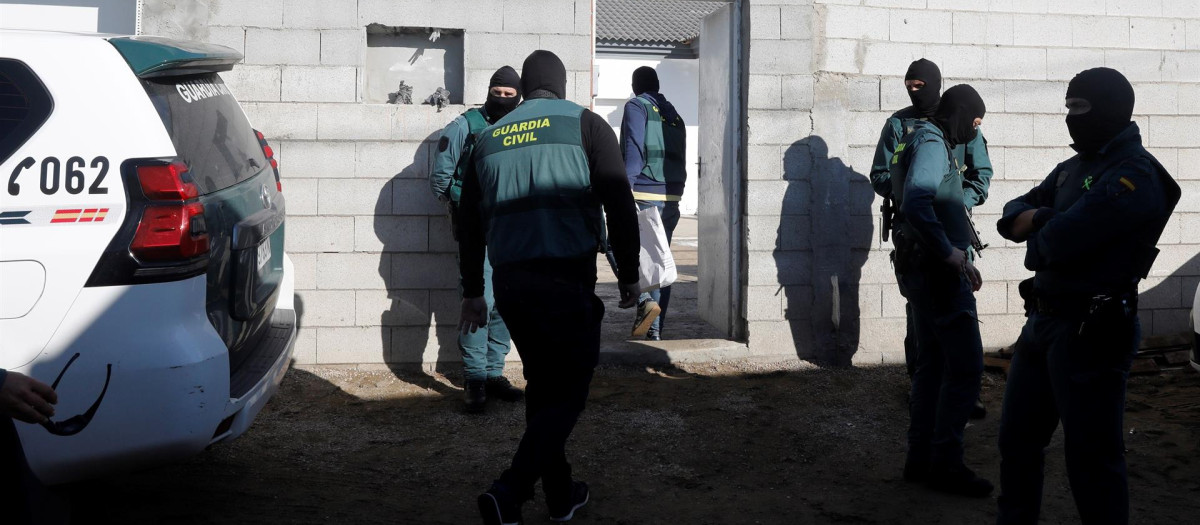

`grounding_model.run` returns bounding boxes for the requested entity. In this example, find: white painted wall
[594,53,700,215]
